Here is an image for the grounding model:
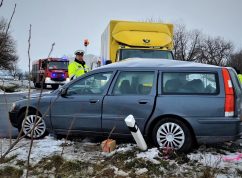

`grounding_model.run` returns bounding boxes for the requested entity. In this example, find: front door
[102,70,157,134]
[50,71,113,133]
